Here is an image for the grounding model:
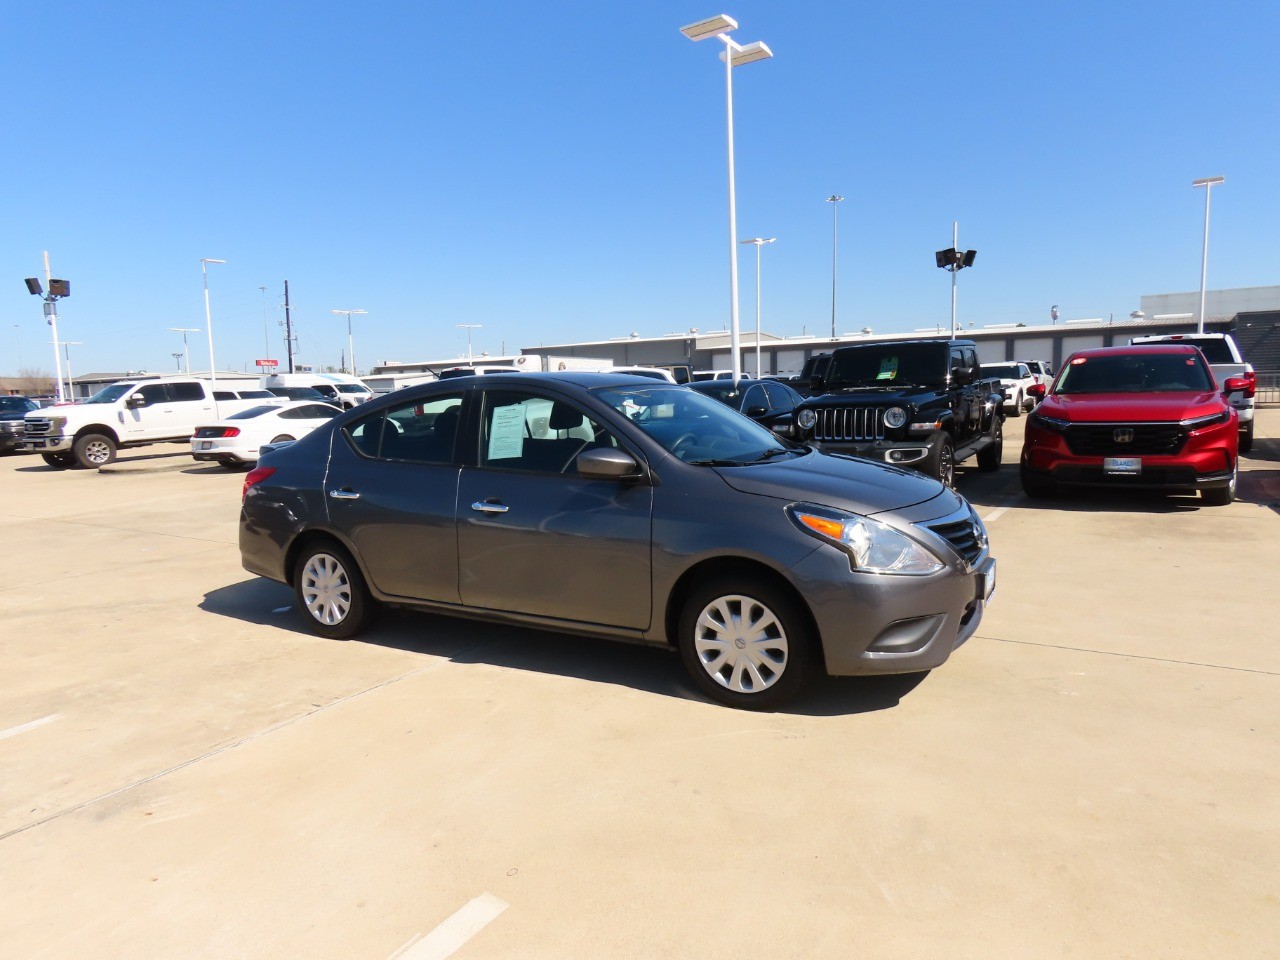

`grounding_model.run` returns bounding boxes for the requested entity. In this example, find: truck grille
[1064,423,1186,457]
[24,418,52,436]
[812,407,886,442]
